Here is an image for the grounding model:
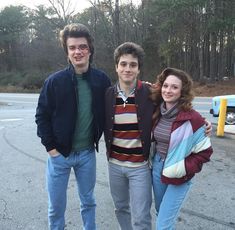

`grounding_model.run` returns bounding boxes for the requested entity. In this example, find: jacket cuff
[45,143,56,152]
